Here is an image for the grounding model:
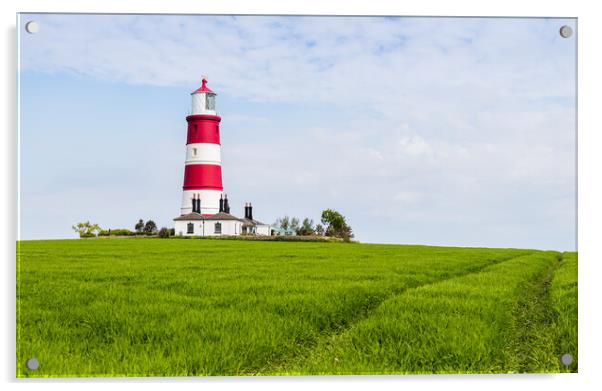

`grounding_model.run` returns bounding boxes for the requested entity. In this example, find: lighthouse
[173,77,272,237]
[180,77,223,215]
